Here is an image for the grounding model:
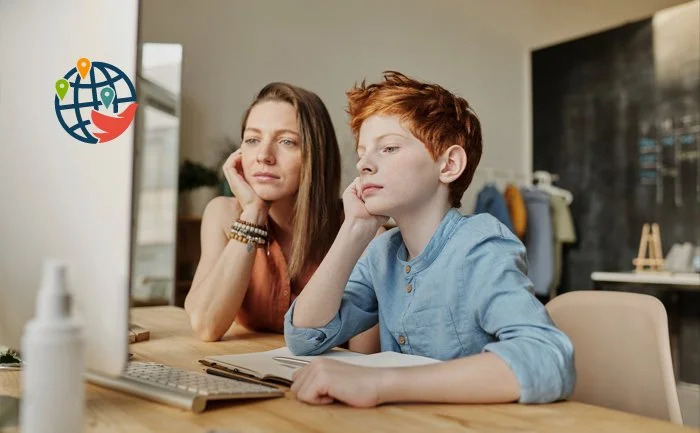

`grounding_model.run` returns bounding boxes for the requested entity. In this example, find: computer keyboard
[85,361,284,413]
